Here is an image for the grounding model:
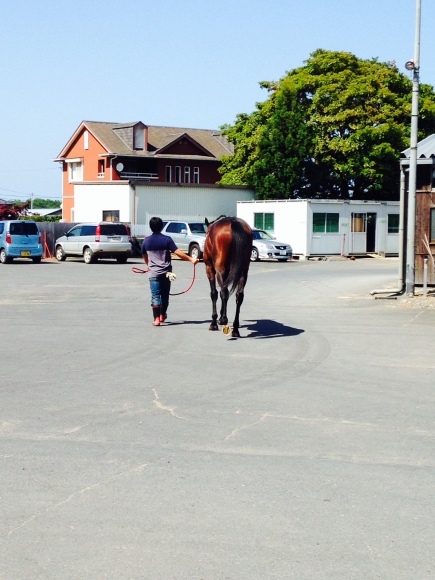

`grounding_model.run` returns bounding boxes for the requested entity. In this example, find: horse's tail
[226,219,250,295]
